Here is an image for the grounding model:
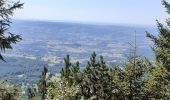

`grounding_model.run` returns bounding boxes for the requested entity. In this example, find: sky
[13,0,169,25]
